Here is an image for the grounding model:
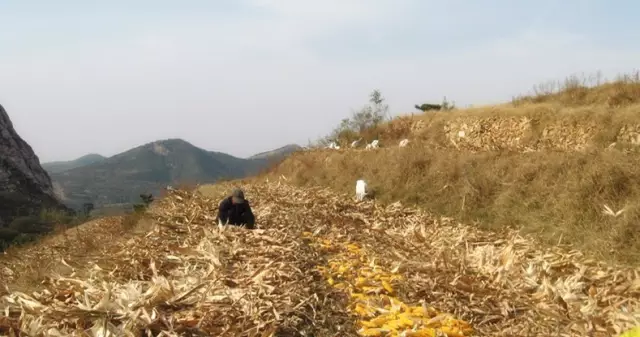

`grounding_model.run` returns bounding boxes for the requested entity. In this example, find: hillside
[50,138,297,209]
[264,75,640,266]
[248,143,302,160]
[41,153,106,173]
